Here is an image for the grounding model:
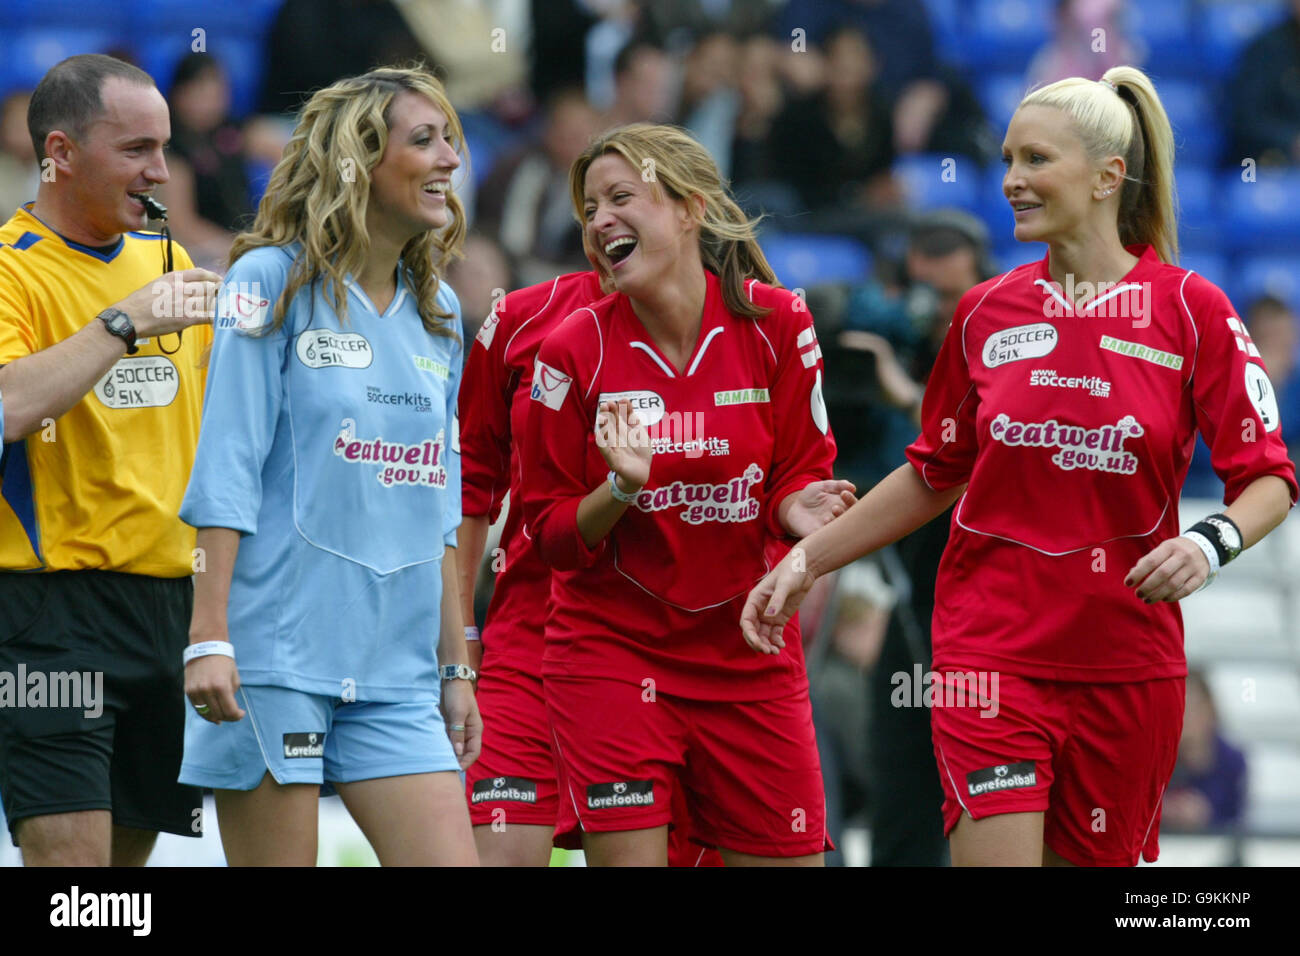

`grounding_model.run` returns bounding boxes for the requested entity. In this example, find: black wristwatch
[98,308,138,355]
